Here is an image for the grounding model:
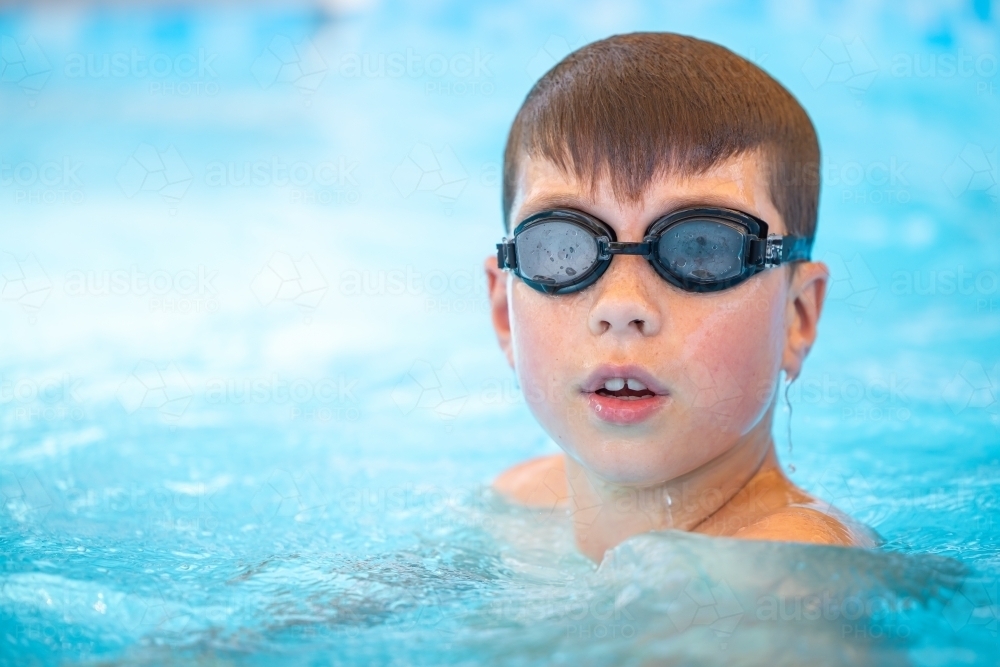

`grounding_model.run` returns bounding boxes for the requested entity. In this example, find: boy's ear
[782,262,829,381]
[485,256,515,367]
